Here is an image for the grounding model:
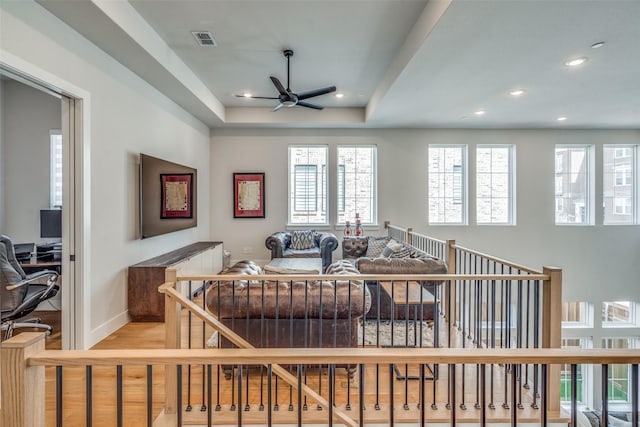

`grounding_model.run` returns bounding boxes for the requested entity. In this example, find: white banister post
[542,266,562,413]
[1,332,46,427]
